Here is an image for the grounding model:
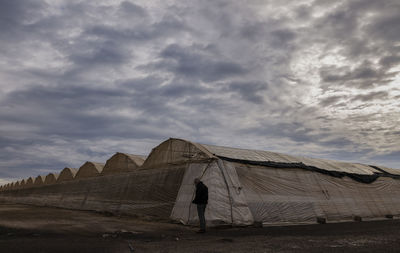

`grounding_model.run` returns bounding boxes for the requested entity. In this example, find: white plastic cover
[170,160,253,226]
[236,164,400,225]
[202,144,383,175]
